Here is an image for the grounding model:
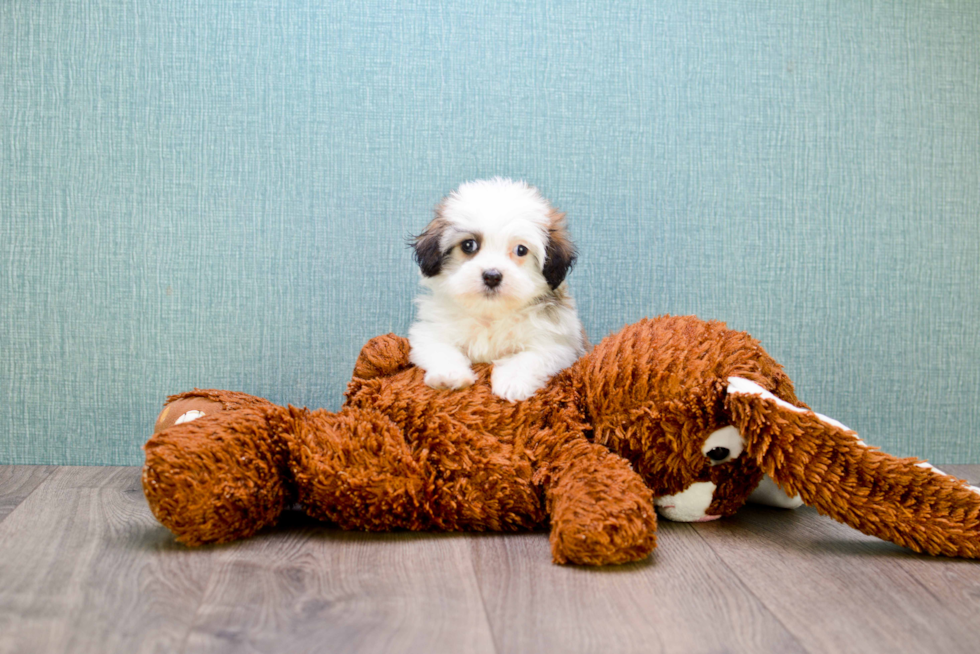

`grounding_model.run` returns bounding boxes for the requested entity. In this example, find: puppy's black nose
[482,269,503,289]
